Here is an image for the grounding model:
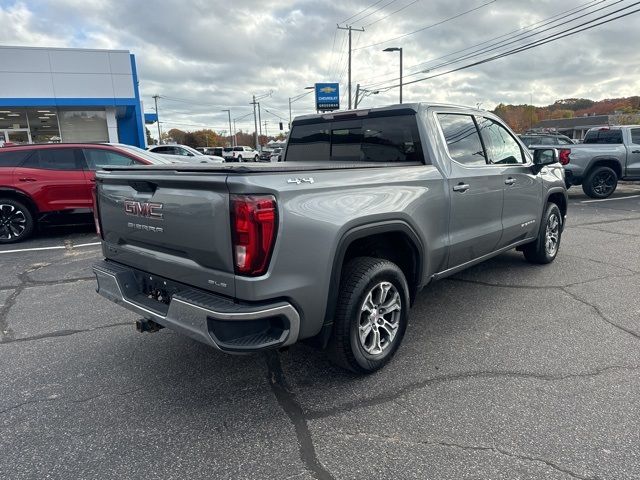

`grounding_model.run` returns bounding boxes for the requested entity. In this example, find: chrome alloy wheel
[0,204,27,240]
[358,282,402,355]
[545,212,560,256]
